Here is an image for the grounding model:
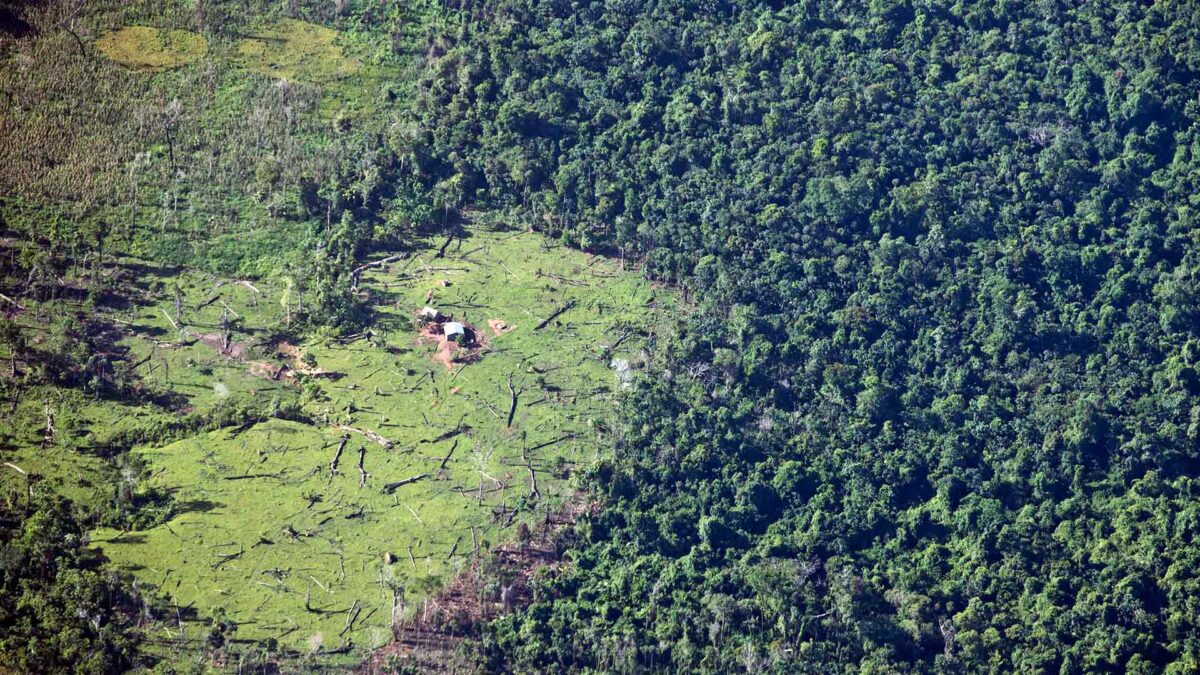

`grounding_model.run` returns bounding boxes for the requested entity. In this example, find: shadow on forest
[0,5,32,38]
[119,259,183,282]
